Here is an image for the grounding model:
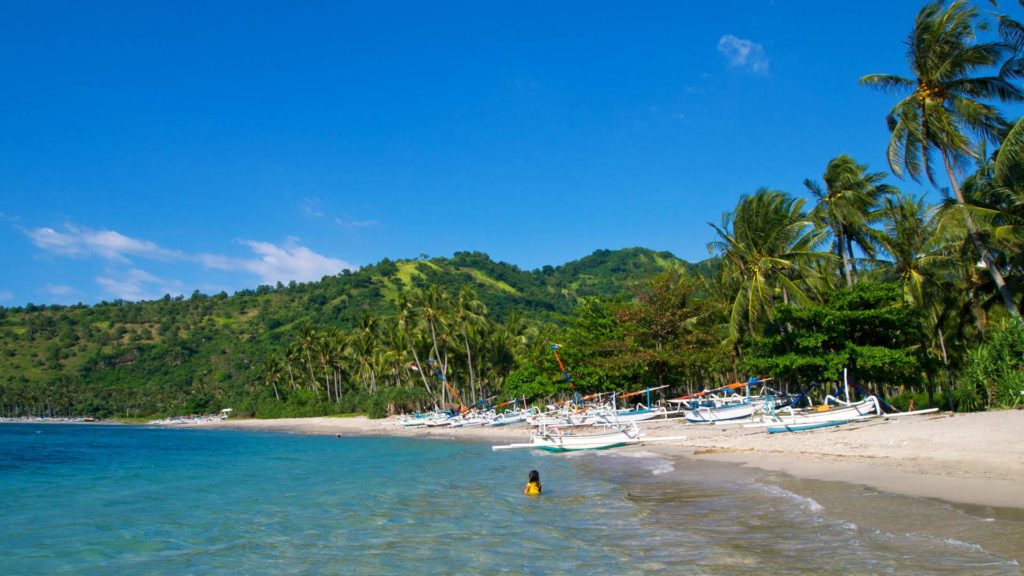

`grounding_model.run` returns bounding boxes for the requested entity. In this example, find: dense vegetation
[0,248,696,417]
[3,0,1024,419]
